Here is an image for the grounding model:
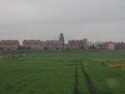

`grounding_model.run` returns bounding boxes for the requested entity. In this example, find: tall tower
[59,33,64,43]
[59,33,64,49]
